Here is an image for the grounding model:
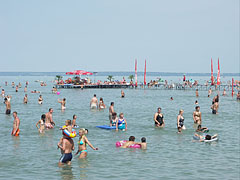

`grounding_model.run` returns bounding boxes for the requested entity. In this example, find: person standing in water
[211,101,219,114]
[23,94,28,104]
[45,108,55,129]
[15,85,19,92]
[36,114,46,133]
[110,112,118,127]
[58,98,66,110]
[121,90,125,98]
[11,111,20,136]
[208,88,212,97]
[5,97,11,115]
[24,86,27,92]
[195,89,199,97]
[237,91,240,100]
[193,106,202,125]
[58,135,74,166]
[177,110,185,133]
[109,102,114,121]
[116,113,127,131]
[90,94,98,109]
[75,129,98,158]
[222,89,227,96]
[98,97,106,109]
[72,114,78,128]
[1,89,5,97]
[38,95,43,105]
[154,107,165,127]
